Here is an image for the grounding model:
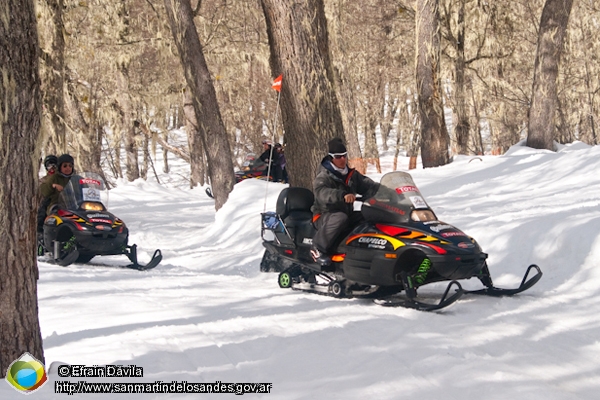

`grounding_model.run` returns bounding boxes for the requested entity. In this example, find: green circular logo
[5,353,47,394]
